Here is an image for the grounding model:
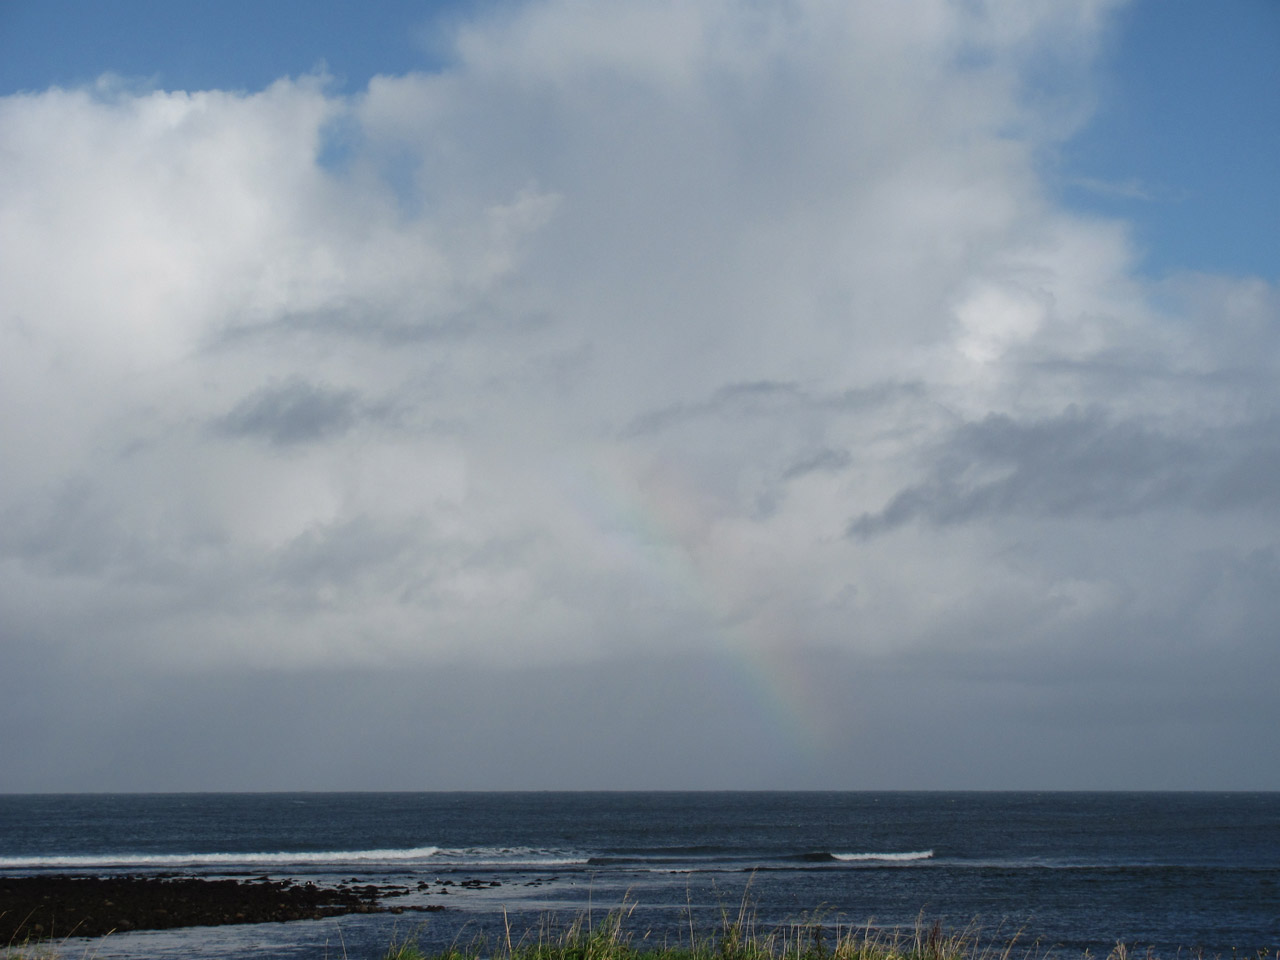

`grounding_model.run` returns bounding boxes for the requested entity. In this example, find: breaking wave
[0,846,442,869]
[831,850,934,862]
